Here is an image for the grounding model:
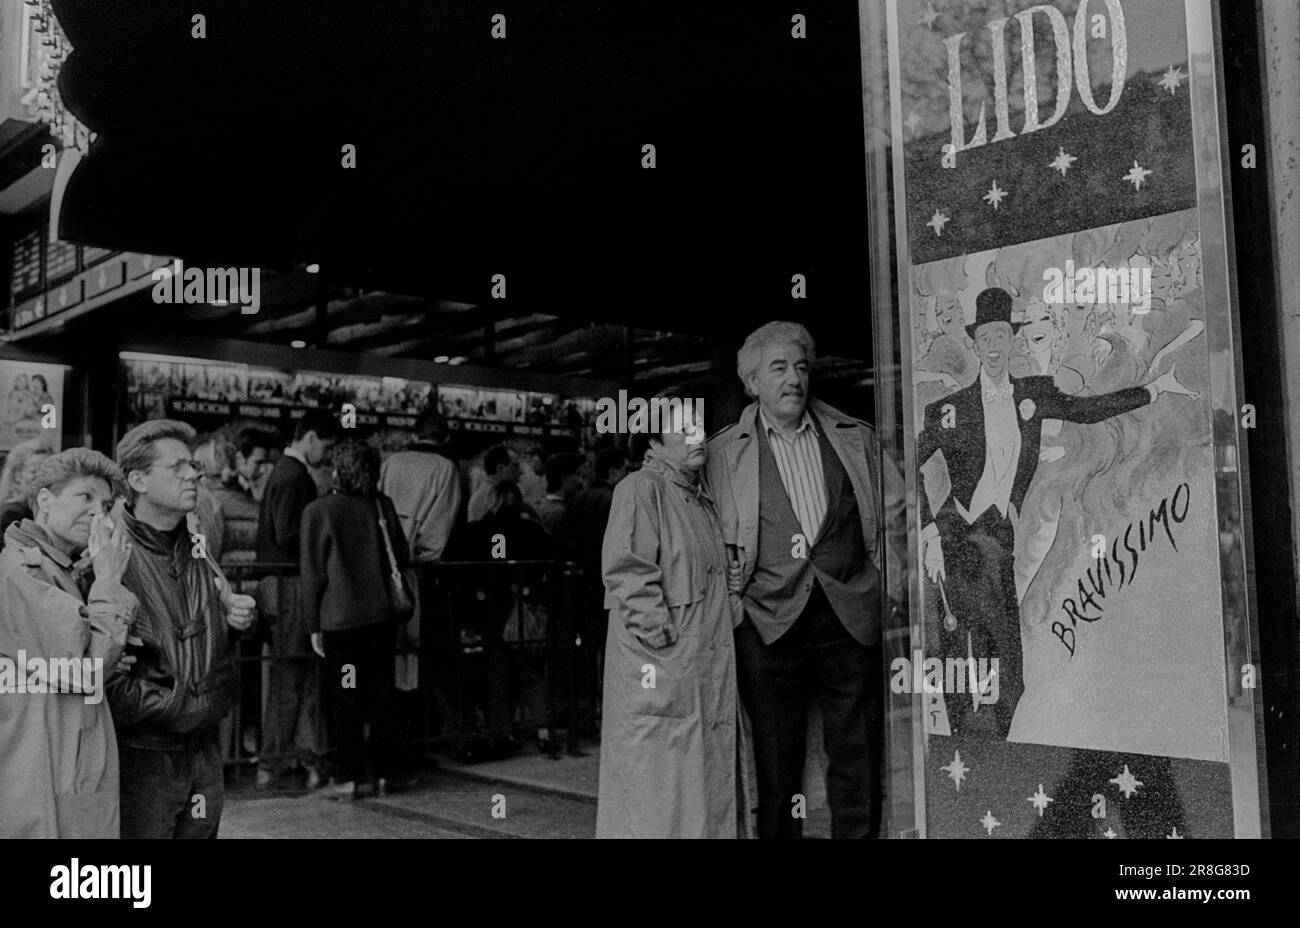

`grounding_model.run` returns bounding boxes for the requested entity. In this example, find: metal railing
[217,558,601,772]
